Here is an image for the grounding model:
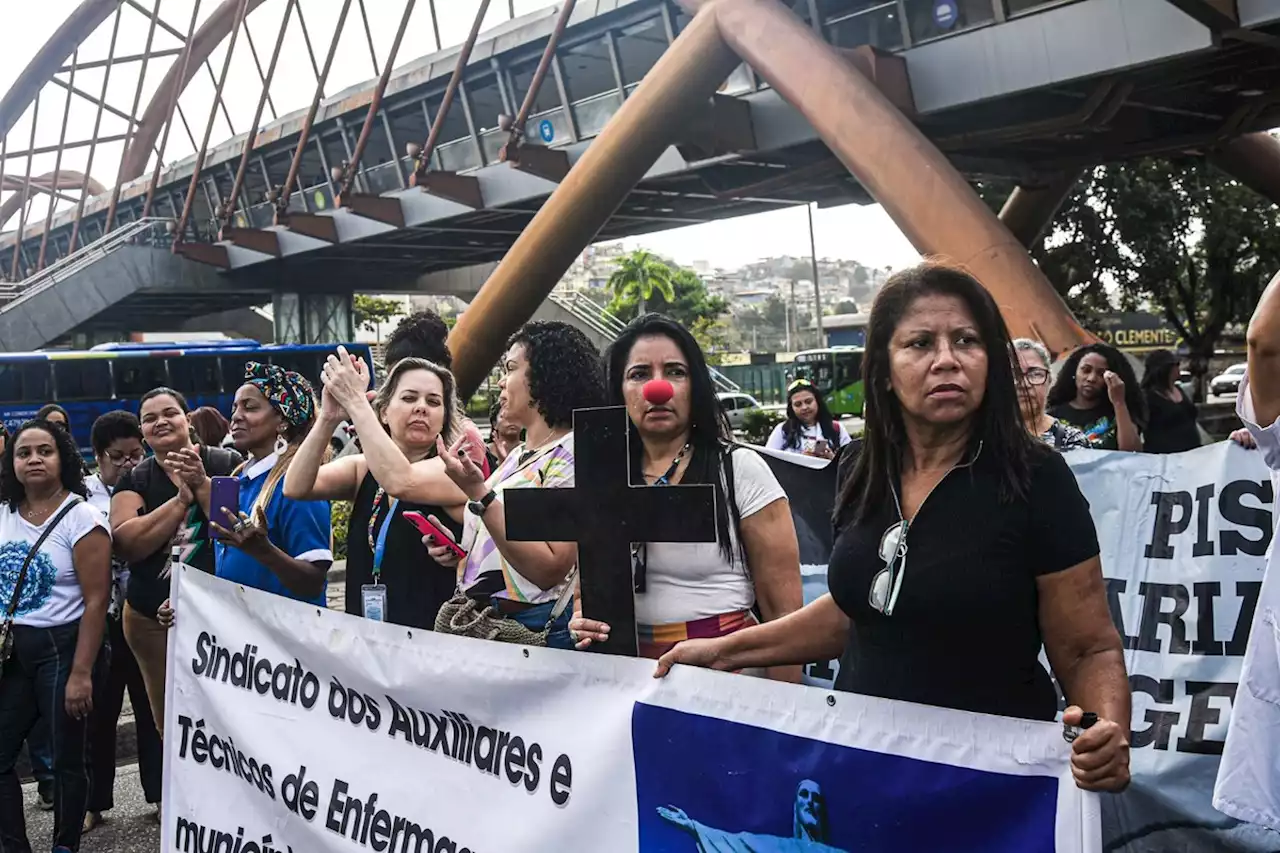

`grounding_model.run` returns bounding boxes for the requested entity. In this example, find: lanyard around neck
[366,486,399,580]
